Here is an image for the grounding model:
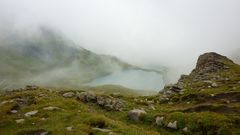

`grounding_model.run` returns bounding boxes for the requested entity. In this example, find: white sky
[0,0,239,82]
